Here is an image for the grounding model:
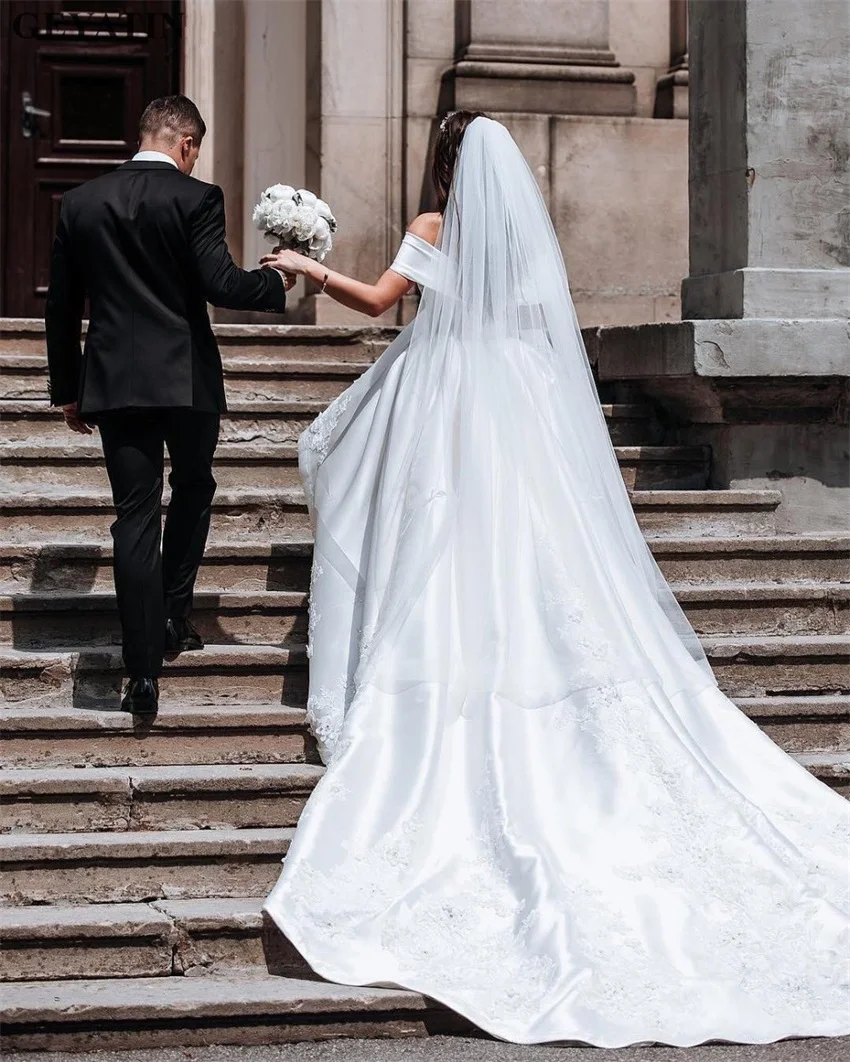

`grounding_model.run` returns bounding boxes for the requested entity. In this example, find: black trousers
[98,410,220,678]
